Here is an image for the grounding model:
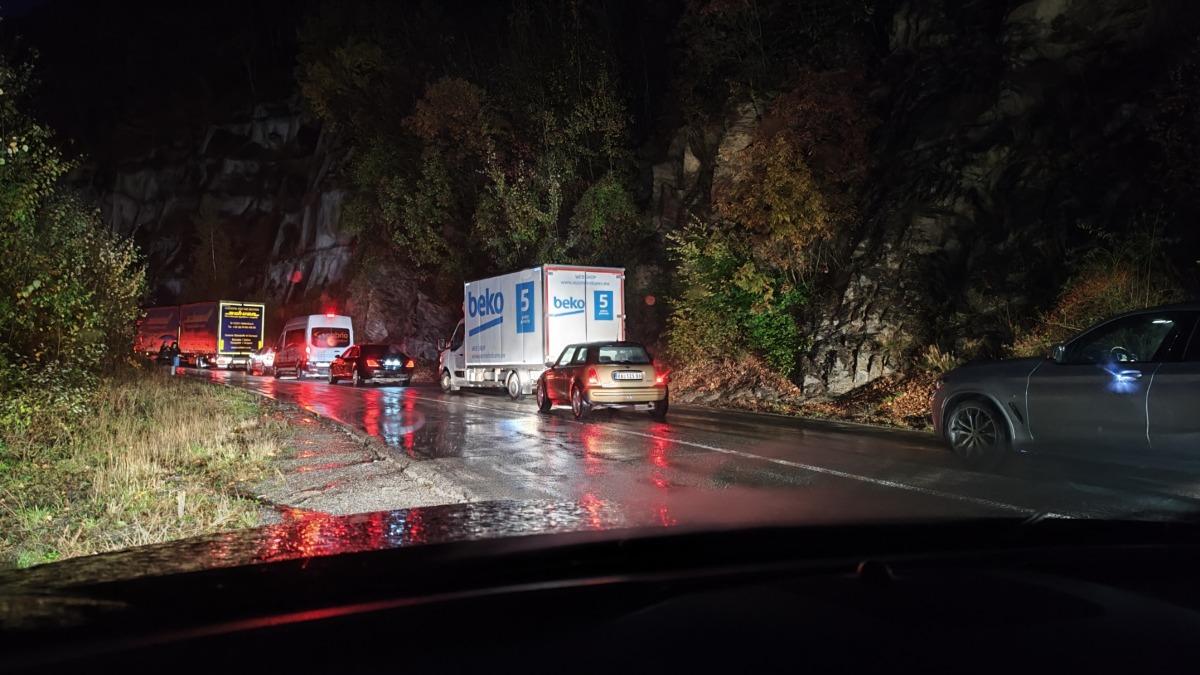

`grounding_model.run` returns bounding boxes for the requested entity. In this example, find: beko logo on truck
[553,297,585,311]
[468,289,504,317]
